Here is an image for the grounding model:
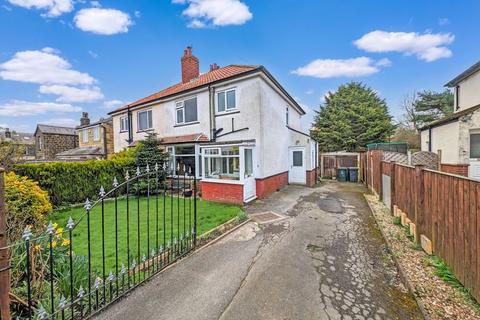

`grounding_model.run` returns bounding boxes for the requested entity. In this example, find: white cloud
[0,100,81,117]
[438,18,450,26]
[174,0,252,28]
[354,30,454,62]
[0,48,95,85]
[305,89,314,95]
[134,10,141,18]
[88,50,98,58]
[90,1,100,7]
[0,124,8,129]
[375,58,392,67]
[74,8,133,35]
[7,0,73,17]
[292,57,388,78]
[39,85,104,103]
[40,117,78,127]
[103,99,123,109]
